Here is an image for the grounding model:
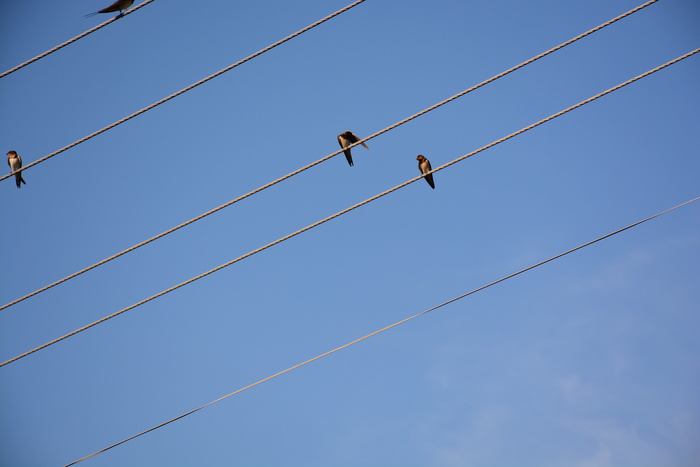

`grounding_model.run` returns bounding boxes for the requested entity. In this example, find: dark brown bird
[337,131,369,167]
[85,0,134,18]
[416,155,435,189]
[7,151,27,188]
